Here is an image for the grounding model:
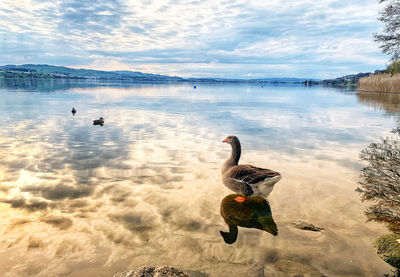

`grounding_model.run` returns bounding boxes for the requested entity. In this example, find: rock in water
[292,220,323,232]
[113,265,189,277]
